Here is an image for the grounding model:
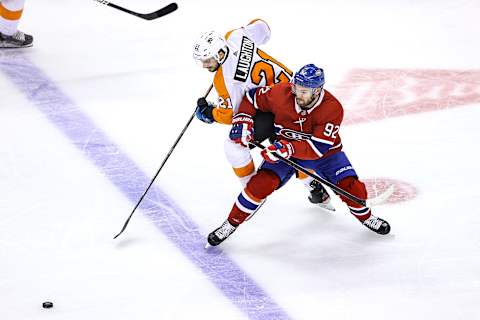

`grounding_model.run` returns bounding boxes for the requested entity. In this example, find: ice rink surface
[1,0,479,319]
